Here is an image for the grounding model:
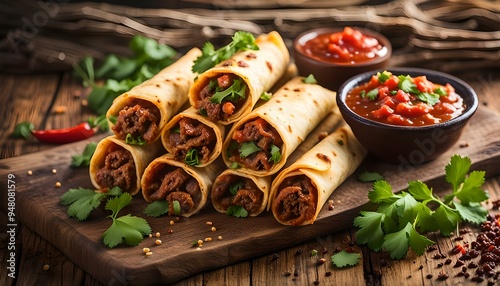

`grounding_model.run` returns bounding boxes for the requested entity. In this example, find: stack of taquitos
[211,77,338,217]
[89,49,200,194]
